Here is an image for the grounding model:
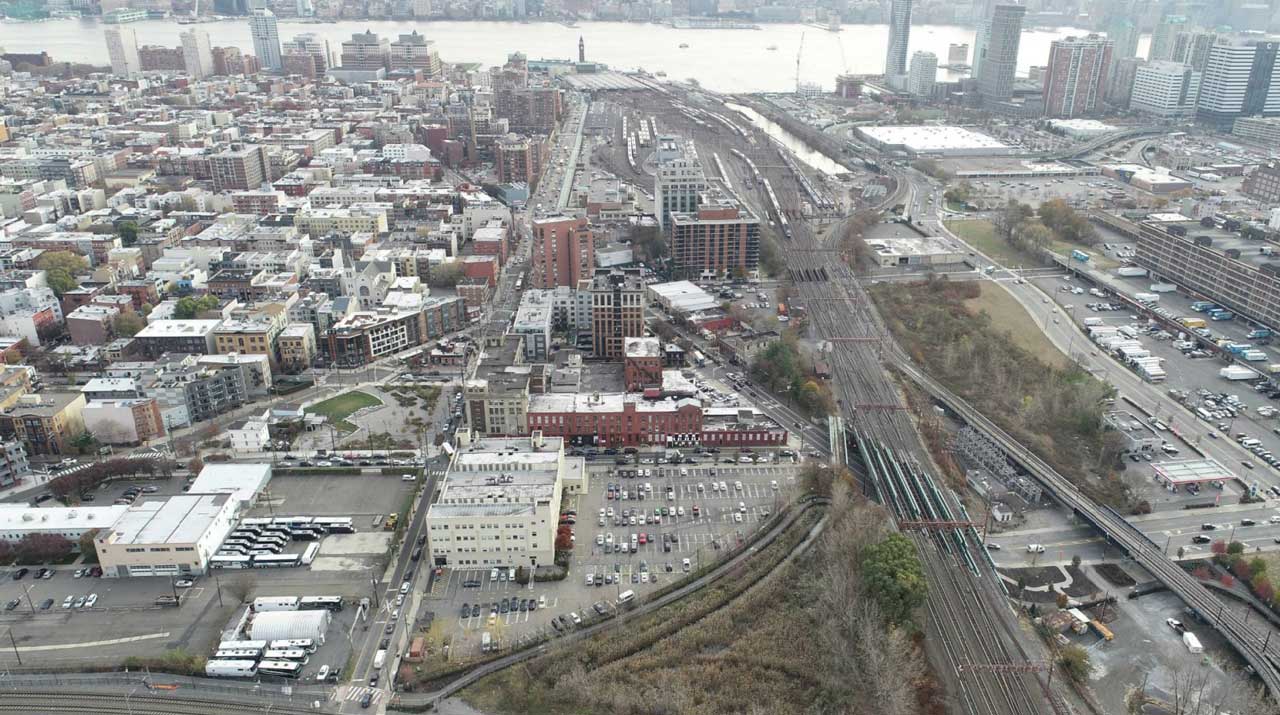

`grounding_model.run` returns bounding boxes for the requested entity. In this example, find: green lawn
[308,390,382,432]
[944,219,1043,268]
[964,282,1070,370]
[1047,239,1120,270]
